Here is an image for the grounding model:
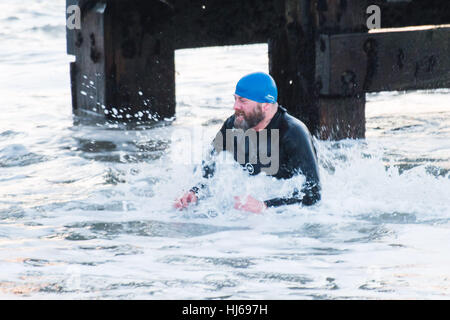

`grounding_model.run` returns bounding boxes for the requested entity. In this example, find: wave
[145,138,450,224]
[29,24,65,36]
[0,144,47,168]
